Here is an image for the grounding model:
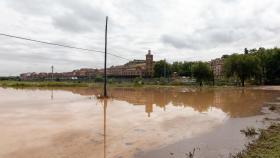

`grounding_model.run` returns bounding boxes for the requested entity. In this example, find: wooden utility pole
[103,16,108,97]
